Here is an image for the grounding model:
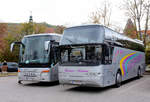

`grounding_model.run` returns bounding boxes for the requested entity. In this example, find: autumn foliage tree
[34,23,47,34]
[0,23,8,61]
[0,21,63,62]
[0,34,19,62]
[0,23,20,62]
[54,25,66,34]
[124,0,150,45]
[0,23,7,35]
[124,19,137,38]
[16,22,47,40]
